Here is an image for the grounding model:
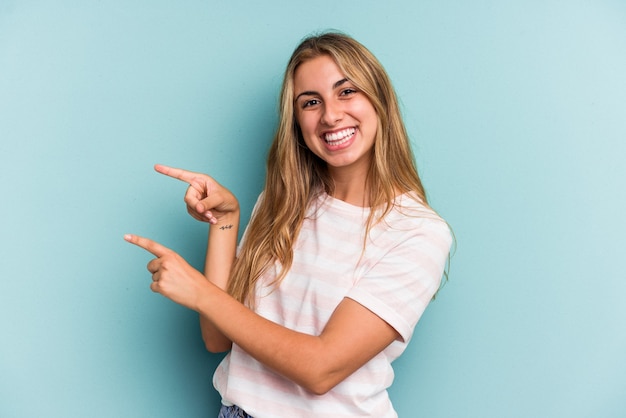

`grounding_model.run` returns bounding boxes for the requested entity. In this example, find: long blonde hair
[227,32,429,306]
